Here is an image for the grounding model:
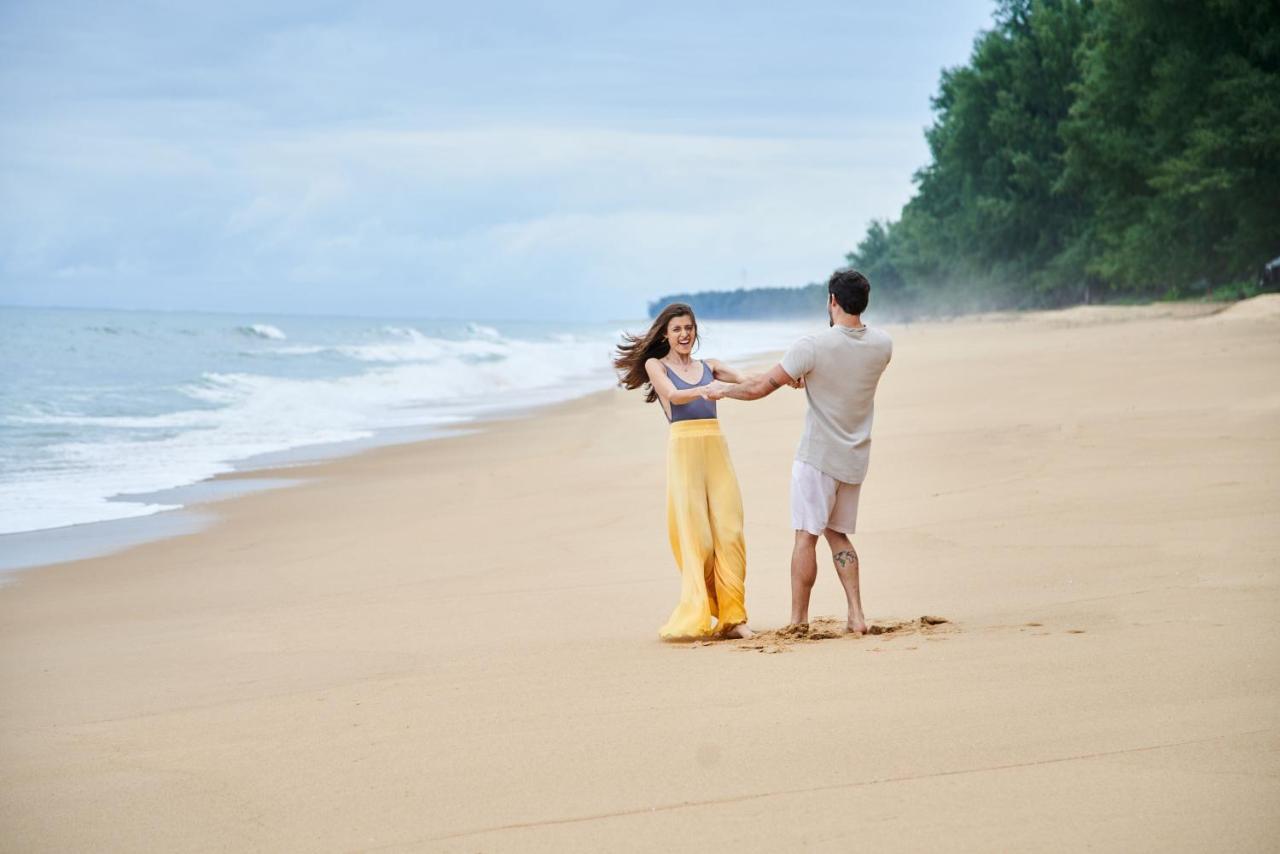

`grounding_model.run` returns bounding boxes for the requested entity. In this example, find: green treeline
[653,0,1280,320]
[647,284,827,319]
